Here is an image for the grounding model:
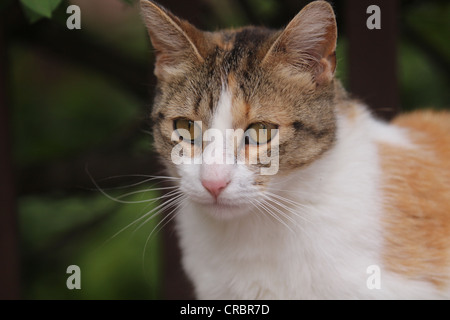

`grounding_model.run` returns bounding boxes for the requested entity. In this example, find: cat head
[141,0,339,219]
